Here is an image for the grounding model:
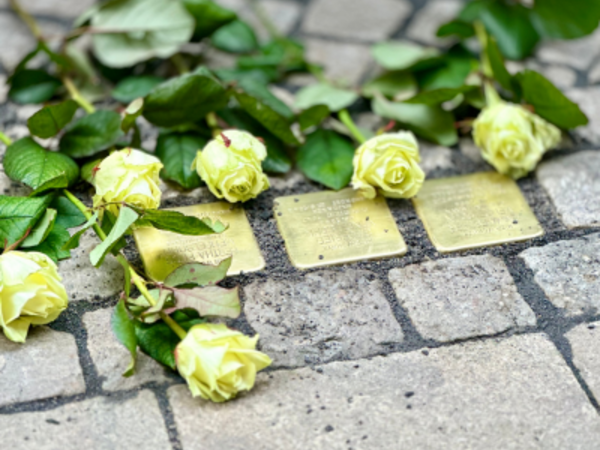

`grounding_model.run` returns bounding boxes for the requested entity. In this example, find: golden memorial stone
[133,202,265,281]
[274,188,407,269]
[412,172,544,253]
